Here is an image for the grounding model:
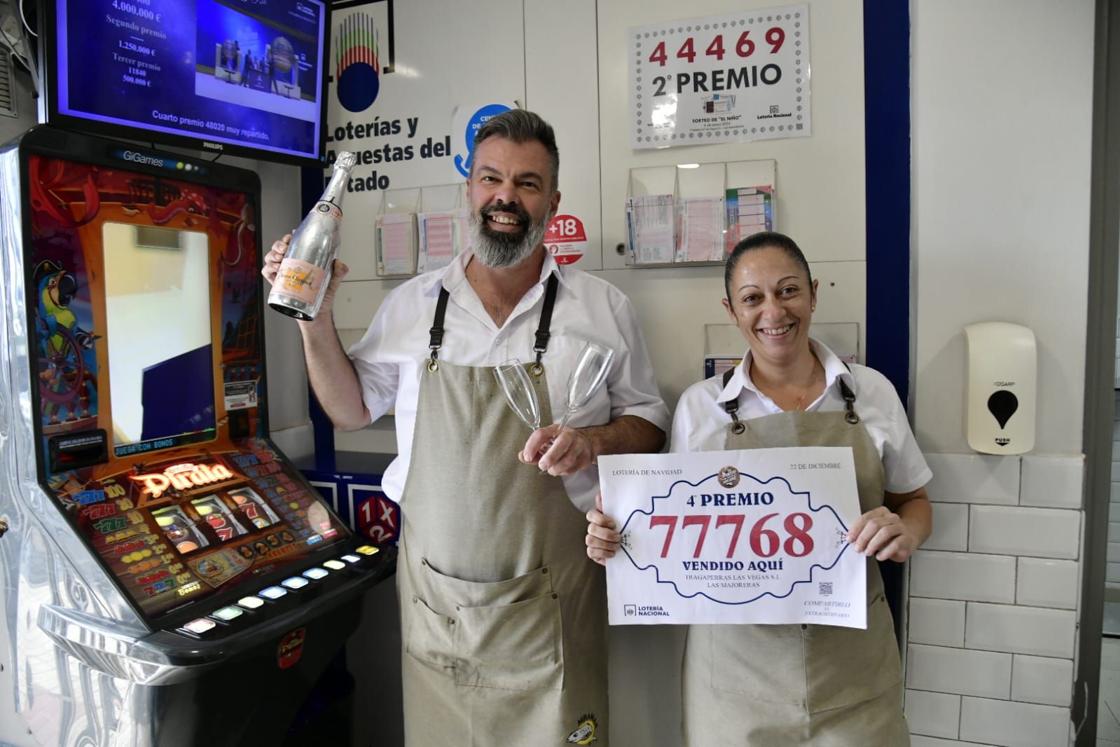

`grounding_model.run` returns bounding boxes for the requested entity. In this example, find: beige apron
[682,375,909,746]
[397,279,609,747]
